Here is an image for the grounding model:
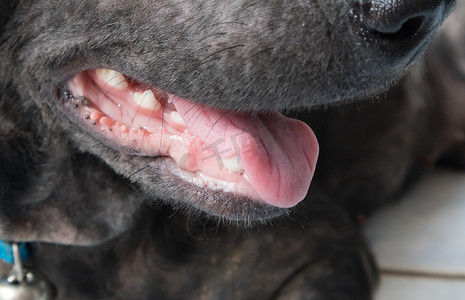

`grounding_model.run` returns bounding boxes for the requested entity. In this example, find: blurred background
[366,168,465,299]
